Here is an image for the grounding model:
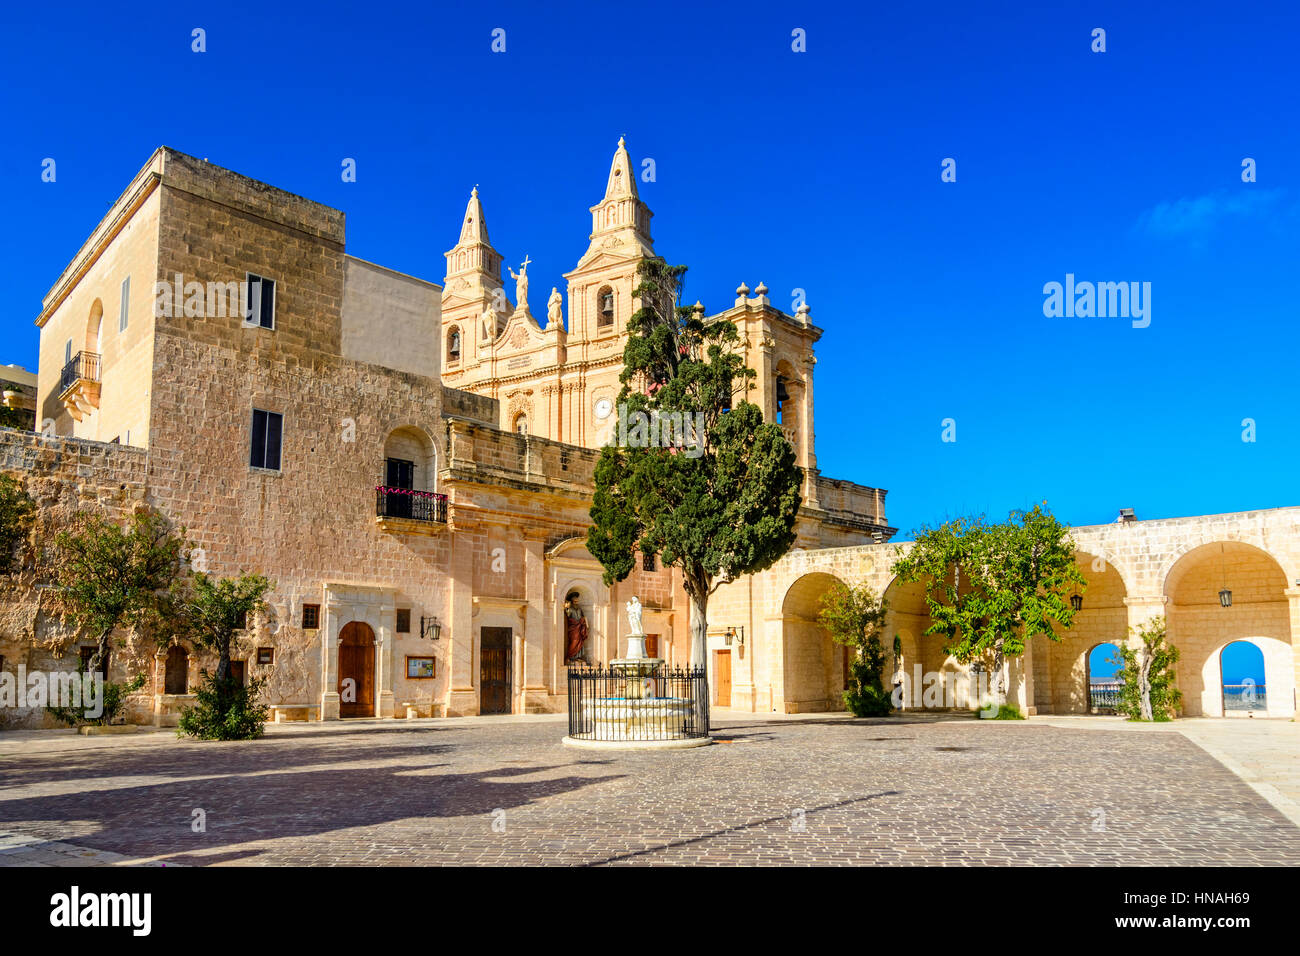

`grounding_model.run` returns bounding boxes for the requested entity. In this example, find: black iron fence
[58,351,100,395]
[567,663,710,741]
[1089,681,1123,713]
[375,486,447,523]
